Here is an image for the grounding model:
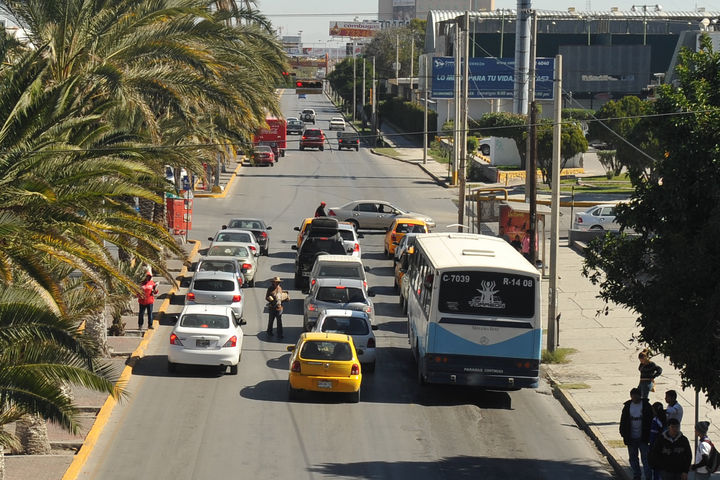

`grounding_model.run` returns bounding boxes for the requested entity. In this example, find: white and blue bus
[405,233,542,389]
